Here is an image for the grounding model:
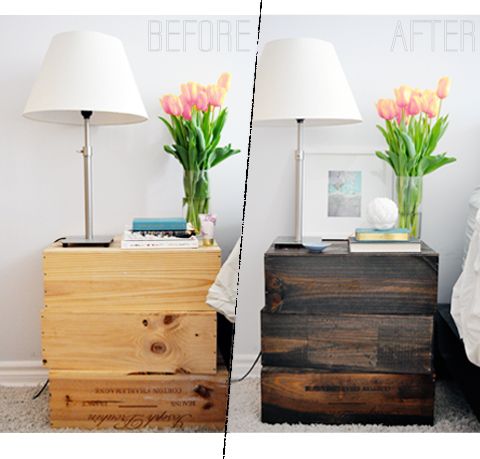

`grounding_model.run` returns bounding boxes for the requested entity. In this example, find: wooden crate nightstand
[42,238,228,430]
[261,240,438,426]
